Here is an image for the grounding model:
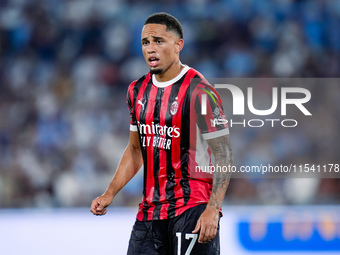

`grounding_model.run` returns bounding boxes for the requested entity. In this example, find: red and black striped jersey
[127,66,229,221]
